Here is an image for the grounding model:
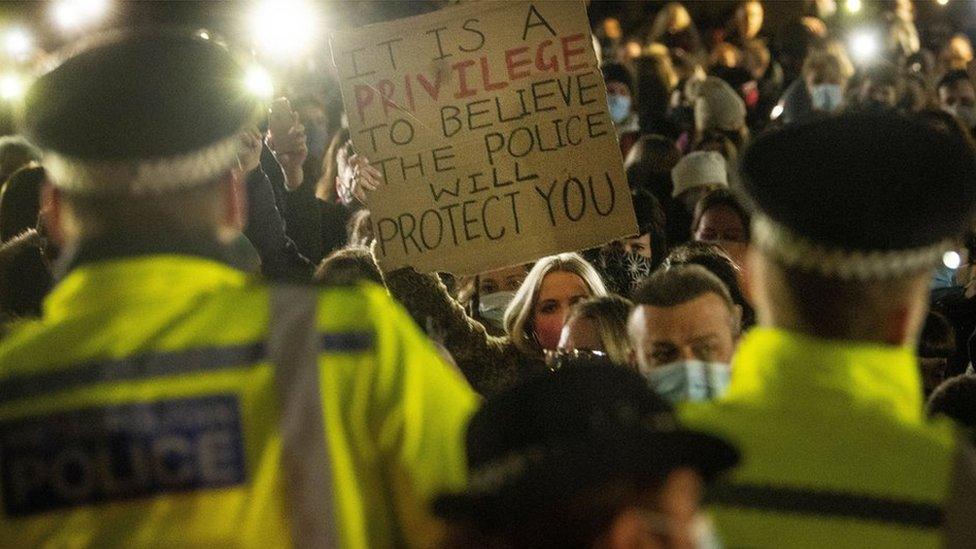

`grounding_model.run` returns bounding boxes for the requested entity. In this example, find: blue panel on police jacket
[0,395,247,517]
